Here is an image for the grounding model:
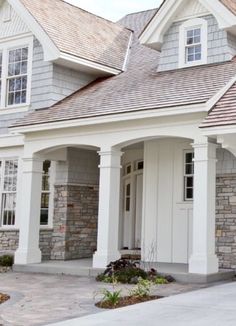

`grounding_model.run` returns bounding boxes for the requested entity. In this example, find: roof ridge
[124,7,159,17]
[56,0,127,28]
